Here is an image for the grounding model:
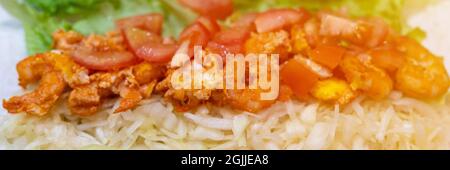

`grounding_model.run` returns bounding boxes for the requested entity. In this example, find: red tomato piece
[71,47,138,71]
[196,16,221,35]
[123,28,162,48]
[310,45,346,69]
[178,0,233,20]
[254,9,309,33]
[213,26,252,45]
[135,44,179,63]
[123,28,177,63]
[116,13,163,34]
[206,26,252,57]
[232,13,258,30]
[179,22,211,56]
[206,41,242,57]
[179,22,211,47]
[280,58,320,99]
